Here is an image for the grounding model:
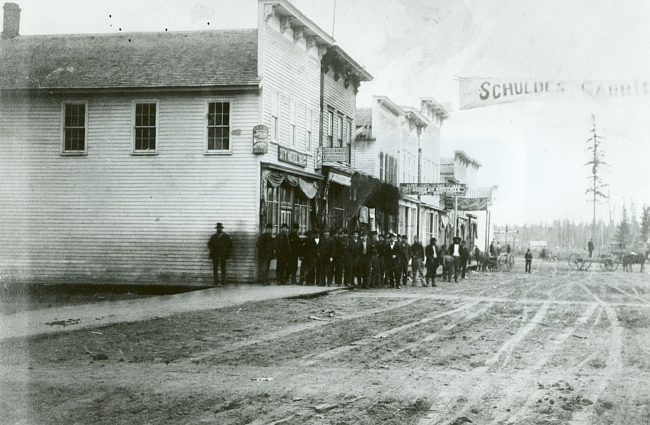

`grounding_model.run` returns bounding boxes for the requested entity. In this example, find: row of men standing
[255,224,471,287]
